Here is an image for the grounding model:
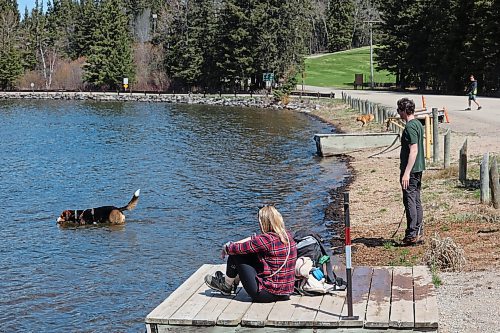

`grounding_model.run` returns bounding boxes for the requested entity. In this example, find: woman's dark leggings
[226,254,289,303]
